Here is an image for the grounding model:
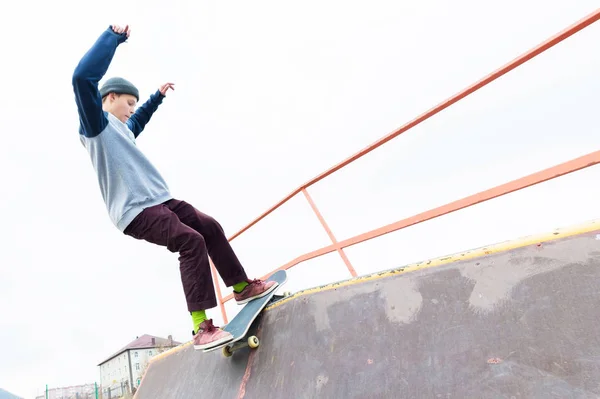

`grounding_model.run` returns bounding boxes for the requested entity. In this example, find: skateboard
[203,269,290,357]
